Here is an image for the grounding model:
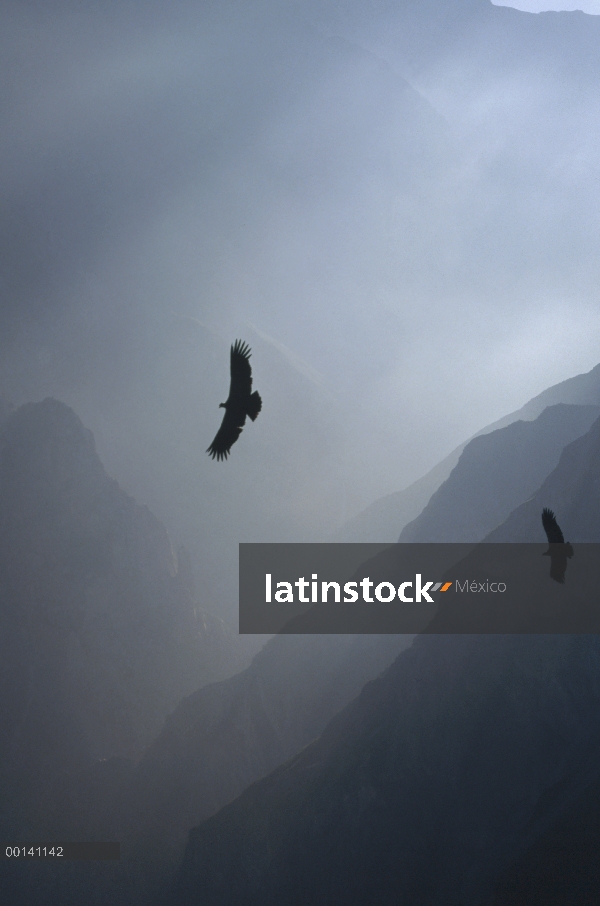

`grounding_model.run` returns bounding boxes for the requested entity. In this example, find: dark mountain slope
[0,398,226,840]
[116,634,412,904]
[399,404,599,543]
[173,633,600,906]
[488,770,600,906]
[334,363,600,543]
[0,398,412,906]
[30,636,412,906]
[485,412,600,543]
[23,394,600,906]
[7,638,412,906]
[331,455,457,543]
[170,398,600,906]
